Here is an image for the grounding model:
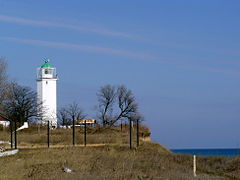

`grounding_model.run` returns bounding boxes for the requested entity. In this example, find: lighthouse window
[45,69,53,75]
